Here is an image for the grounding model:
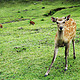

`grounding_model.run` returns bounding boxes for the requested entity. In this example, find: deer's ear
[65,15,70,21]
[51,17,57,22]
